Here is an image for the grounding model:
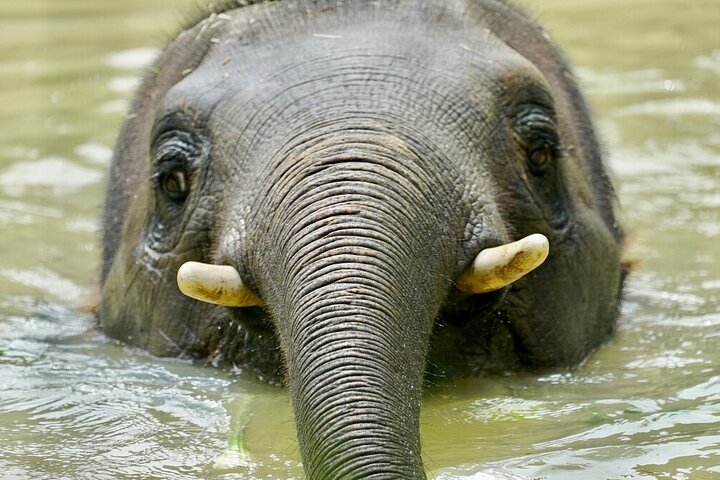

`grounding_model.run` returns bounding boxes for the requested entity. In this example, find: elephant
[98,0,626,478]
